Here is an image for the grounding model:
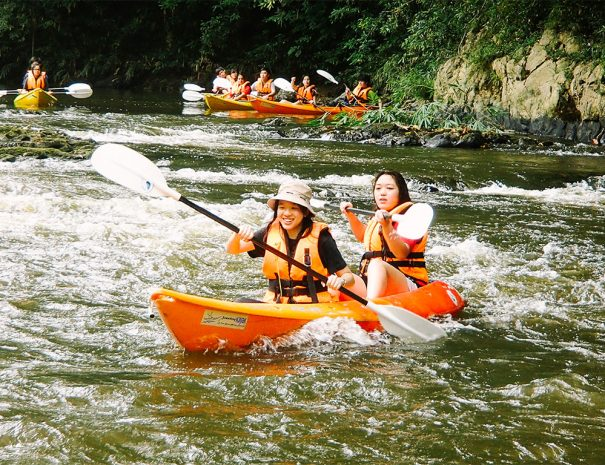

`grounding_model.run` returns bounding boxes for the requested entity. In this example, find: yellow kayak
[14,88,57,109]
[204,94,254,111]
